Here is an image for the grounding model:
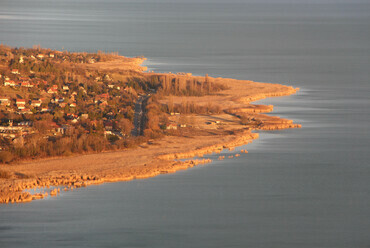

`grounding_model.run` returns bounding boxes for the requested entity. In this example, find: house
[104,121,113,131]
[104,130,113,136]
[19,108,32,114]
[11,69,20,74]
[47,87,58,94]
[21,81,33,88]
[43,122,60,133]
[30,100,42,107]
[62,85,69,91]
[18,121,33,127]
[99,100,108,107]
[66,113,78,119]
[49,122,59,128]
[69,103,76,108]
[71,118,79,124]
[124,86,132,92]
[49,53,54,58]
[4,80,16,87]
[56,126,65,134]
[106,112,115,119]
[37,54,45,59]
[16,99,26,110]
[166,123,178,130]
[41,107,50,112]
[79,87,87,94]
[58,102,66,108]
[37,80,47,85]
[0,97,10,106]
[56,124,72,135]
[16,99,26,105]
[98,93,109,99]
[89,120,98,127]
[17,104,25,110]
[80,114,89,120]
